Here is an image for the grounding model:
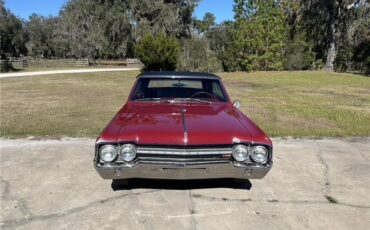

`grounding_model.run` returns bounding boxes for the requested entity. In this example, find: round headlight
[99,145,118,162]
[120,144,137,162]
[232,144,249,162]
[251,145,268,163]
